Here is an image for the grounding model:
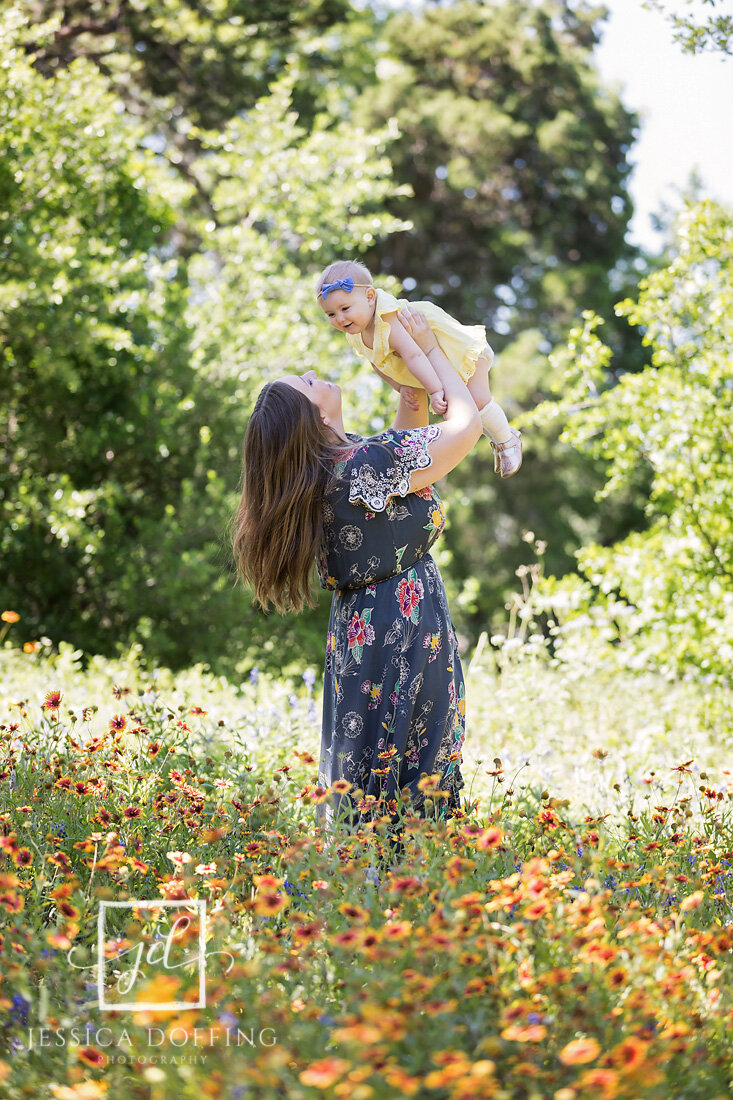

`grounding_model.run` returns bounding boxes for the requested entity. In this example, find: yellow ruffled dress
[345,288,490,389]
